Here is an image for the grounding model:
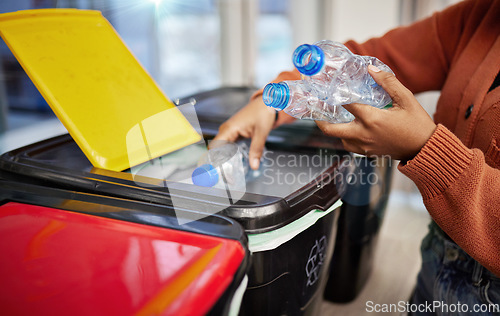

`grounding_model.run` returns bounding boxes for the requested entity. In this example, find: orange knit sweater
[264,0,500,276]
